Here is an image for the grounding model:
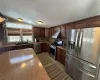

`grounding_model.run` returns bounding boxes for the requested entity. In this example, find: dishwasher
[34,43,41,53]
